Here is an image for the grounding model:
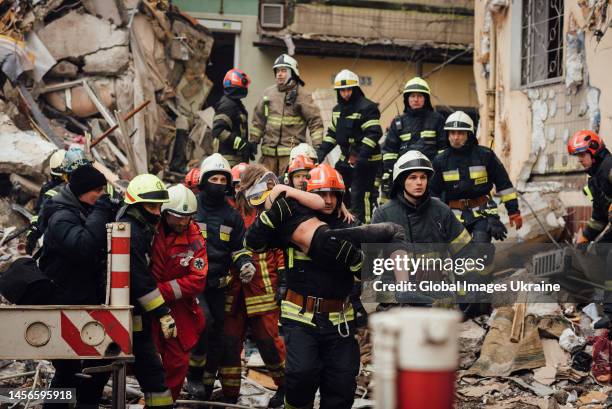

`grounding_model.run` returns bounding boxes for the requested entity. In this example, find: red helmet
[231,162,248,183]
[288,155,315,176]
[567,130,604,156]
[184,167,201,190]
[223,69,250,89]
[307,164,345,193]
